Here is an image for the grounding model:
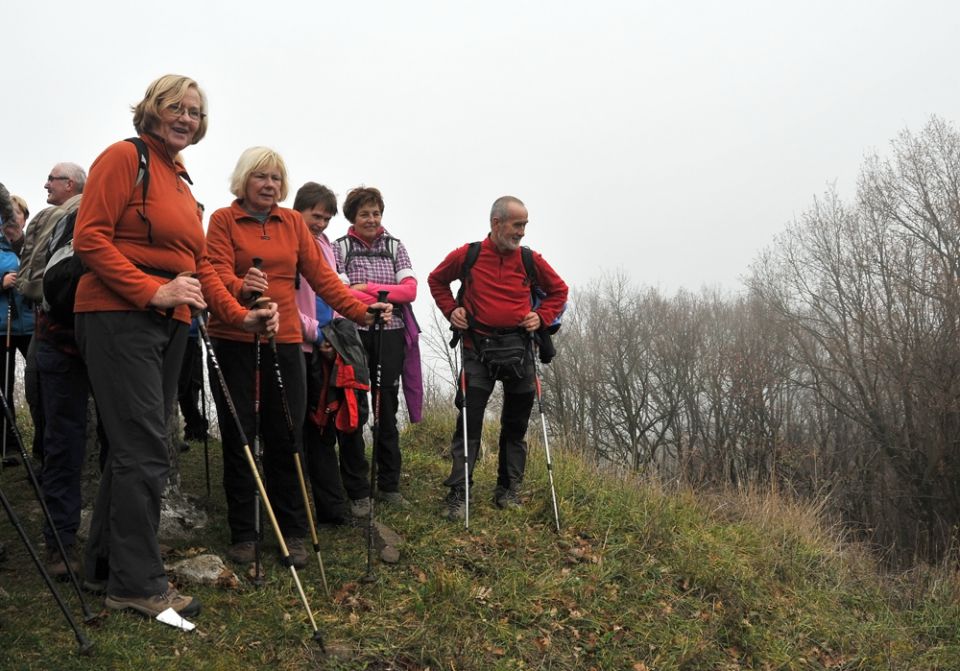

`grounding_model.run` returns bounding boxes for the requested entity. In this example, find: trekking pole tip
[312,629,327,651]
[78,637,95,656]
